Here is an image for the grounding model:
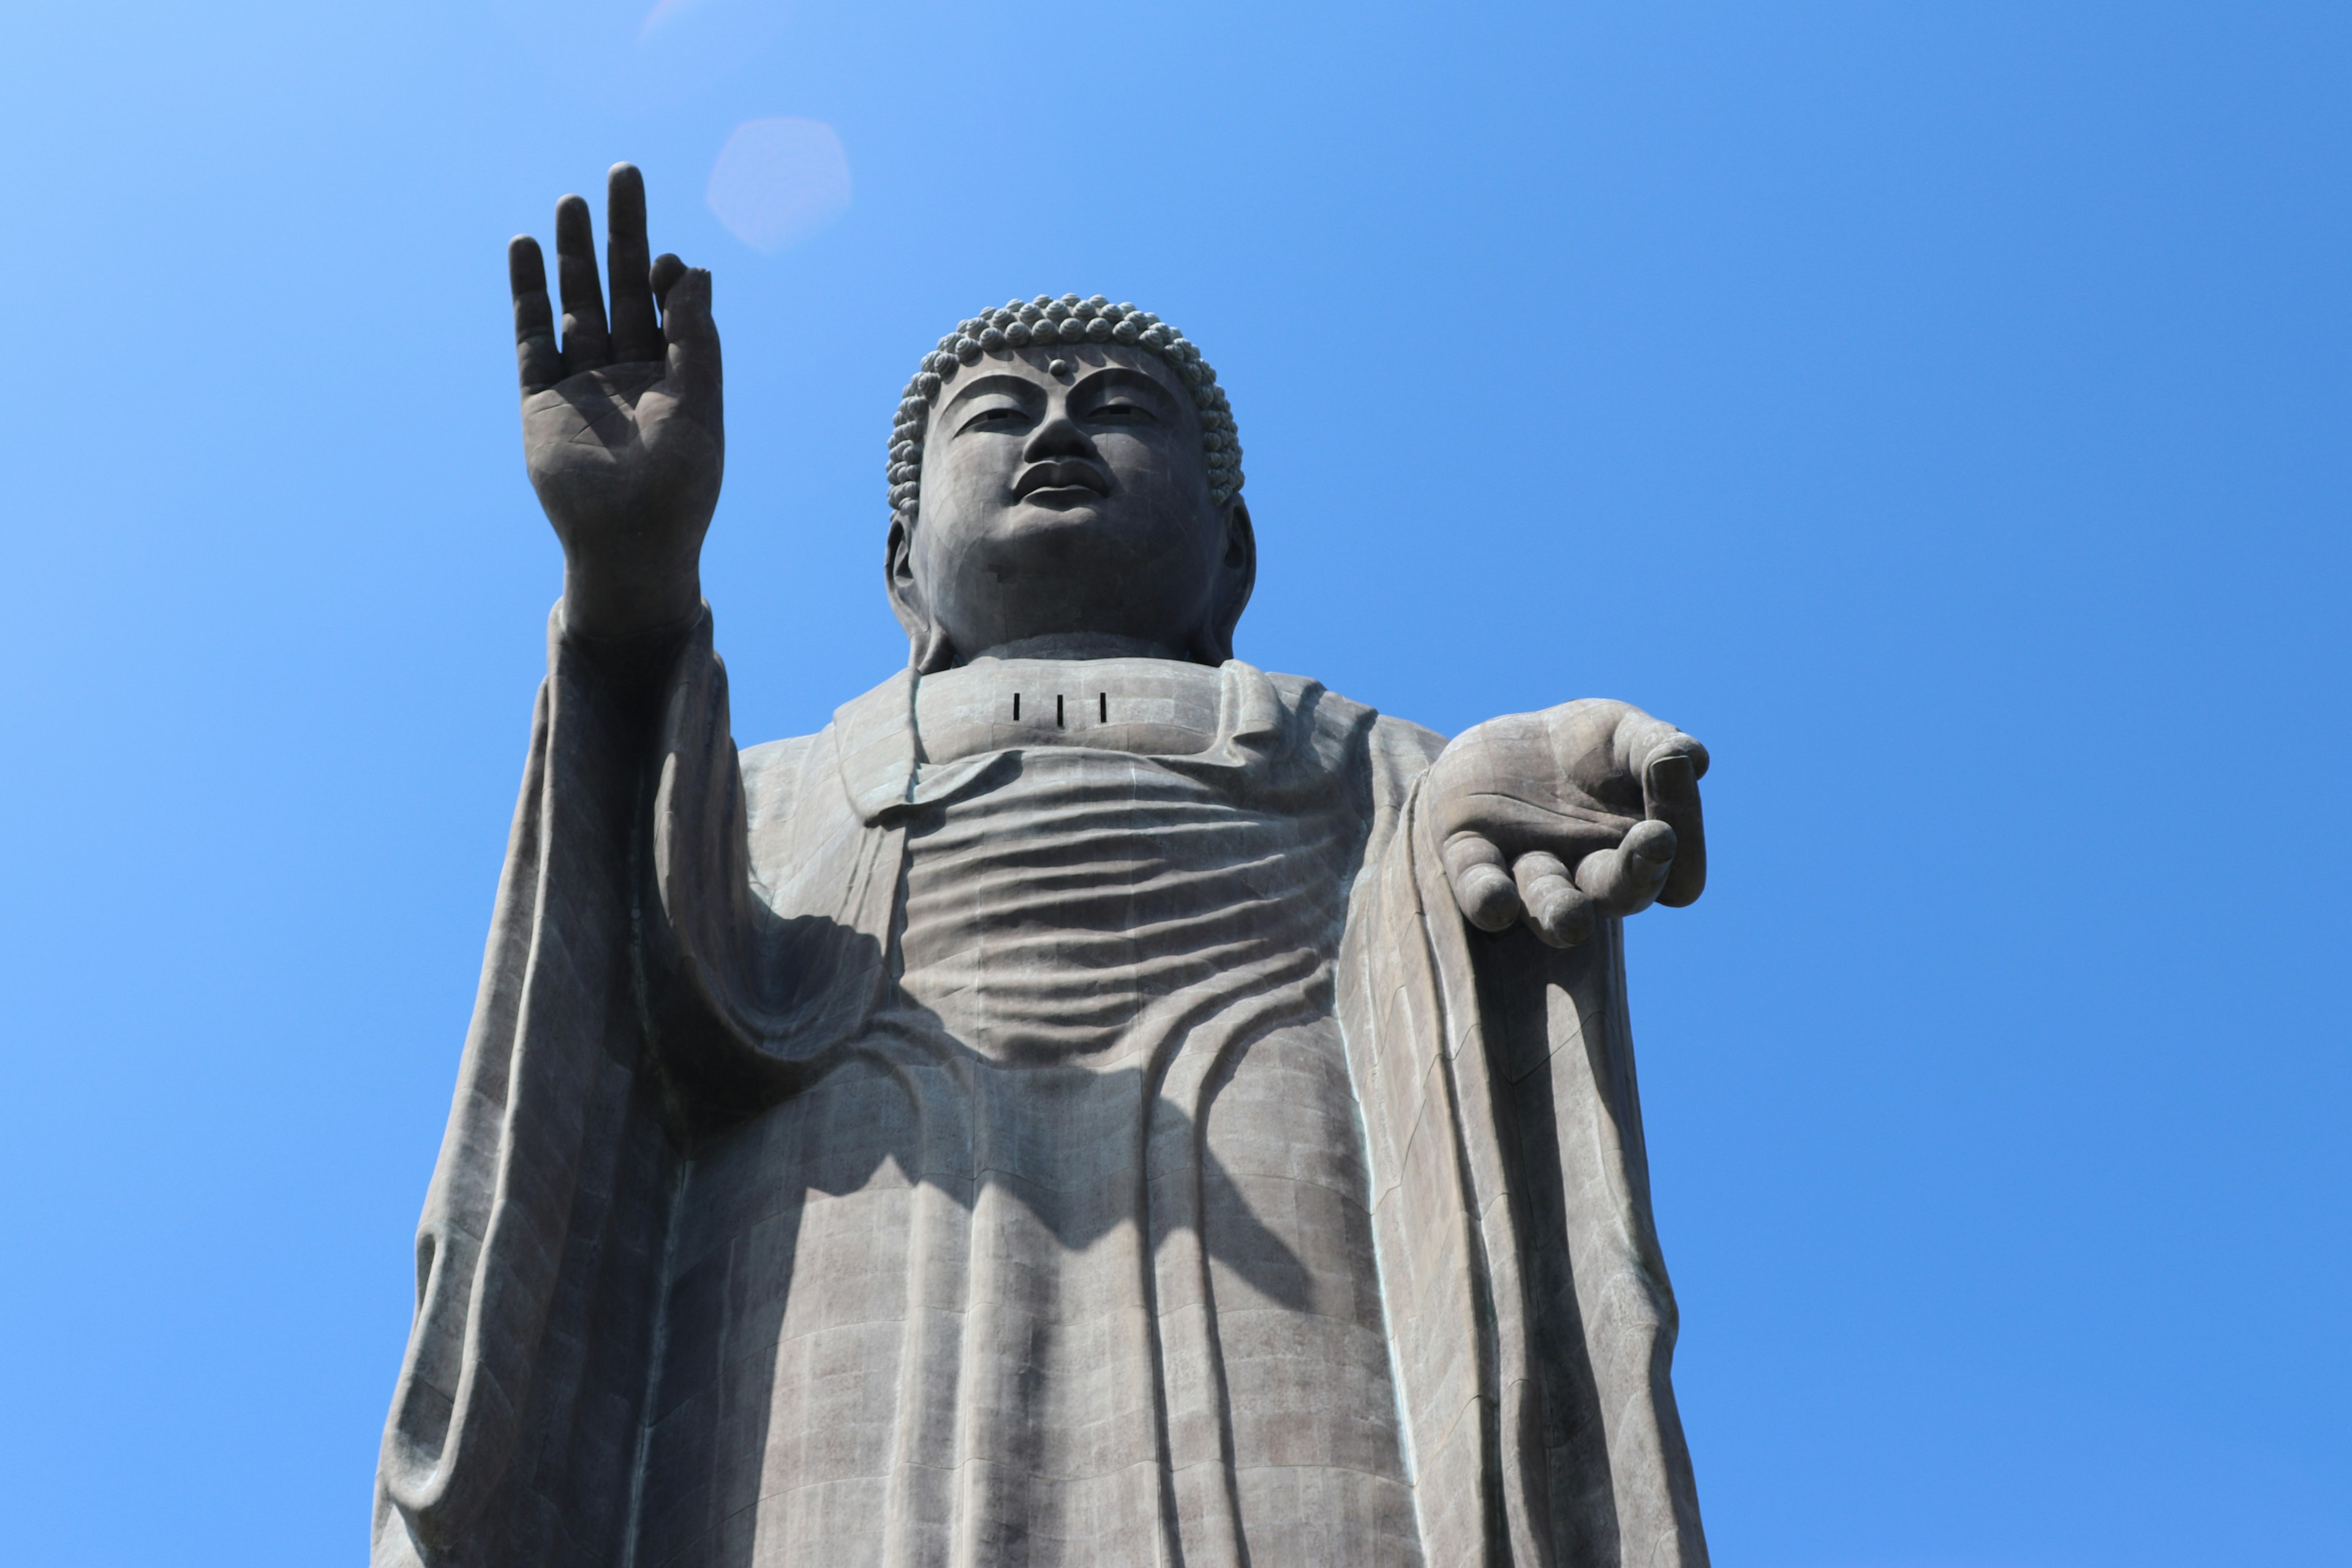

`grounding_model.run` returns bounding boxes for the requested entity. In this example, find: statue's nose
[1022,410,1098,463]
